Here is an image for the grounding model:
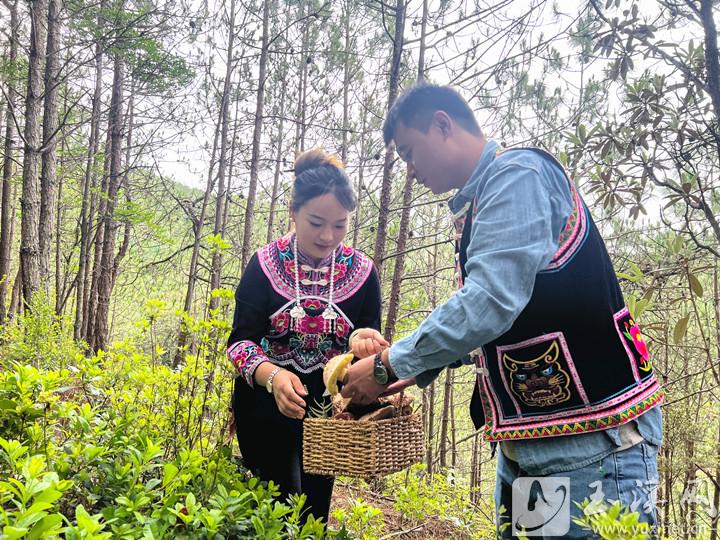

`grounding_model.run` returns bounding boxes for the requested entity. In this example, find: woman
[227,148,386,522]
